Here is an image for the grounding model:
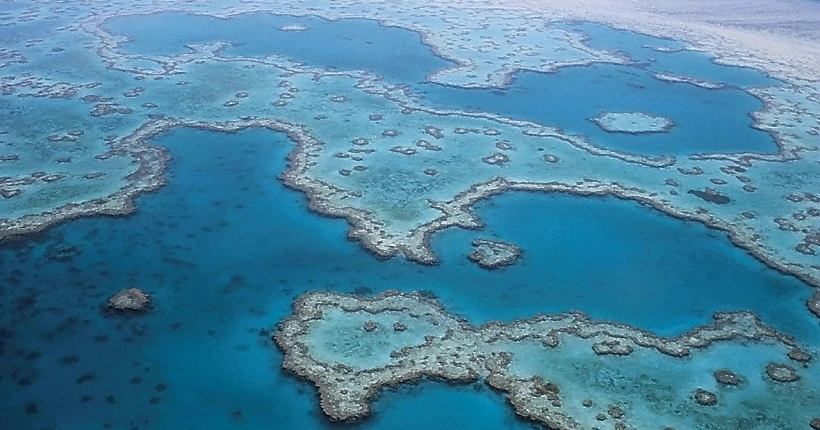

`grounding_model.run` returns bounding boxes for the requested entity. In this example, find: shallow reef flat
[276,290,819,429]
